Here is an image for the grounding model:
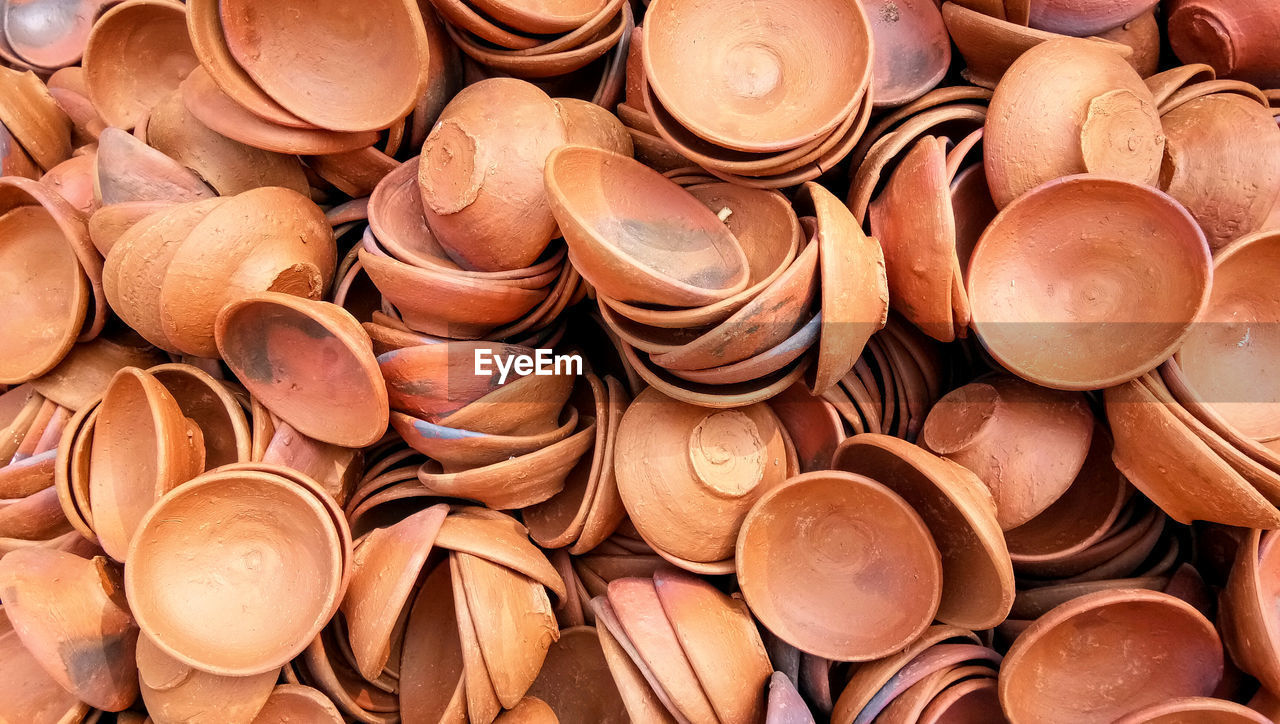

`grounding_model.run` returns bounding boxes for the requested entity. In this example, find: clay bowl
[555,95,633,156]
[216,0,427,132]
[440,366,576,436]
[0,611,89,723]
[253,684,344,722]
[427,0,543,50]
[920,375,1094,529]
[94,126,215,205]
[136,632,278,724]
[647,240,819,372]
[590,594,684,722]
[613,386,788,565]
[941,2,1074,89]
[125,469,344,676]
[467,0,607,33]
[1004,428,1132,569]
[418,78,566,272]
[1166,0,1280,88]
[0,191,88,385]
[149,363,252,469]
[795,182,888,395]
[378,341,539,421]
[1097,8,1161,78]
[1221,530,1280,692]
[0,549,139,711]
[525,625,630,722]
[737,470,943,661]
[1175,229,1280,442]
[999,589,1223,724]
[88,200,174,256]
[2,0,112,69]
[417,423,596,508]
[358,249,551,338]
[144,89,310,197]
[89,366,205,562]
[1160,94,1280,251]
[180,67,380,155]
[216,293,389,448]
[1145,63,1218,109]
[82,0,198,130]
[0,65,73,173]
[152,187,337,358]
[1027,0,1157,35]
[390,406,579,471]
[446,11,625,80]
[40,153,97,216]
[546,145,750,307]
[865,0,951,108]
[984,38,1162,209]
[184,0,311,129]
[967,175,1212,390]
[595,182,801,329]
[29,330,163,412]
[642,0,871,152]
[1116,697,1272,724]
[838,643,1003,723]
[832,434,1015,631]
[622,333,814,409]
[767,381,845,473]
[342,504,447,681]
